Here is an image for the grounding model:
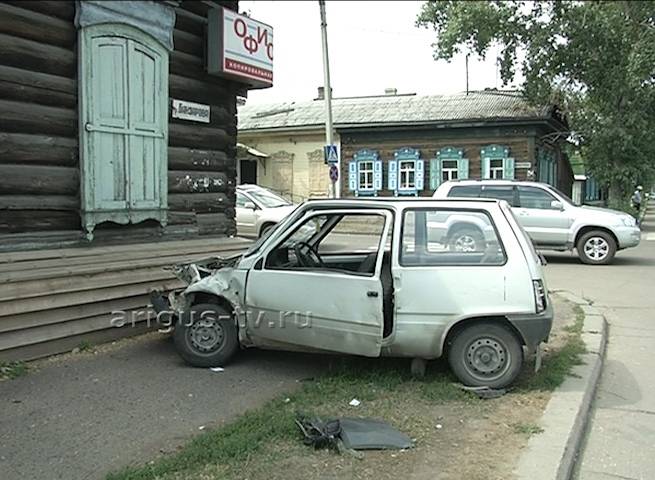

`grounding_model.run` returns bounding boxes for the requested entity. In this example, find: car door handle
[367,291,379,298]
